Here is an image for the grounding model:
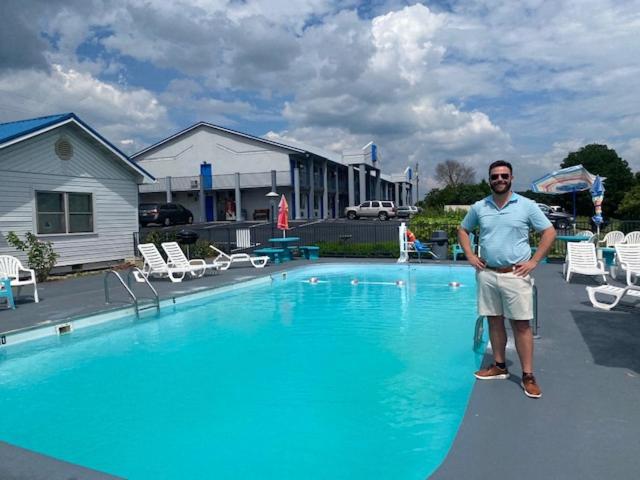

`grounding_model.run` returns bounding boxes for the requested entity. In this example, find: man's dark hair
[488,160,513,175]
